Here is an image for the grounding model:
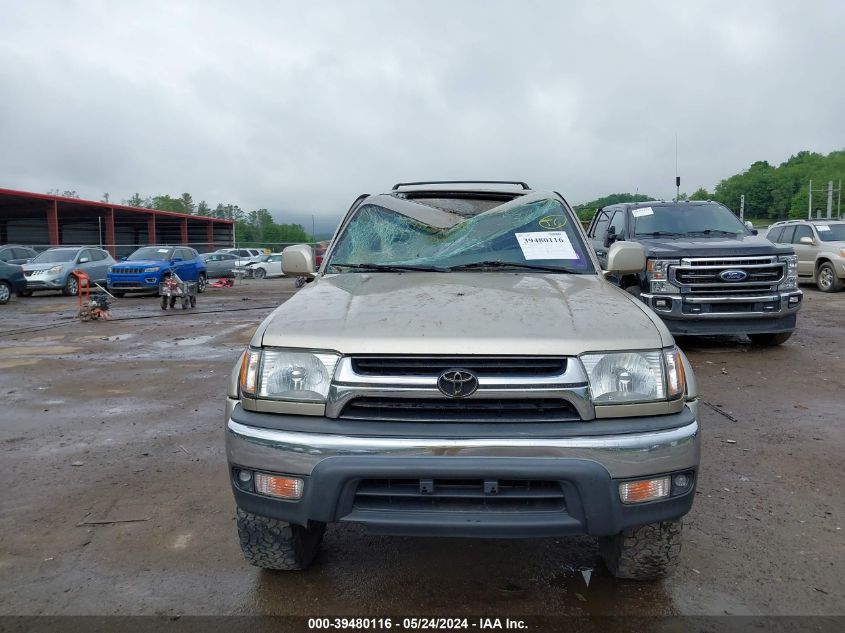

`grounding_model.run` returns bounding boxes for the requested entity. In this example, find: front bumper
[641,290,802,335]
[24,273,66,289]
[108,273,163,291]
[226,404,700,538]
